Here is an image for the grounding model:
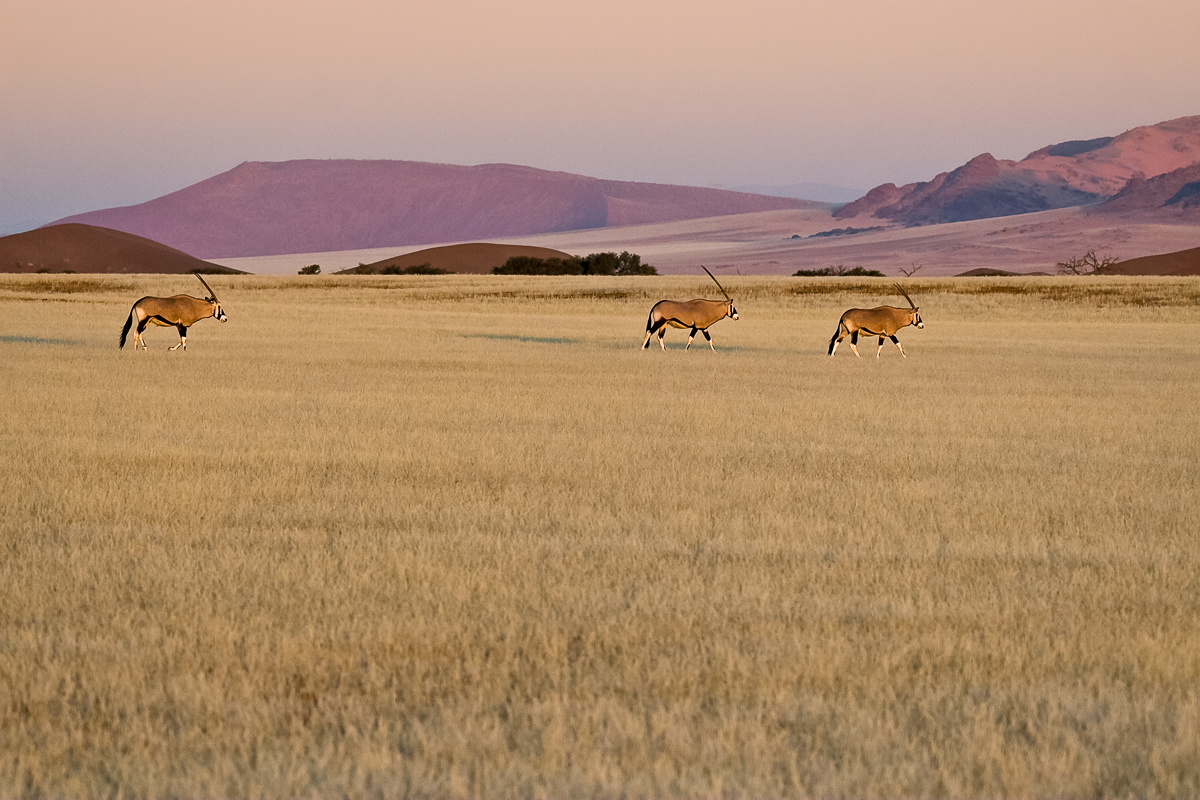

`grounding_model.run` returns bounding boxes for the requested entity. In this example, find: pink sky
[3,0,1199,234]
